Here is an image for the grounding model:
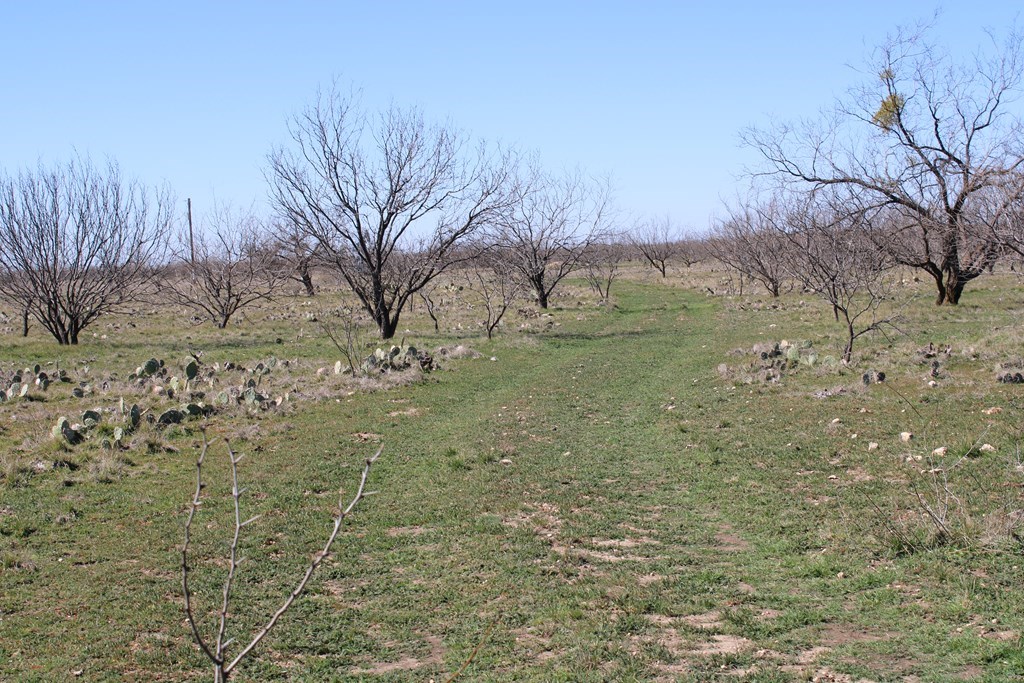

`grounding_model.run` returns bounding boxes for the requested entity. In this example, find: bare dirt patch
[506,503,664,564]
[511,626,560,663]
[386,525,430,537]
[818,622,889,646]
[638,572,665,586]
[349,633,444,676]
[591,536,660,549]
[692,633,754,655]
[715,523,750,552]
[387,407,420,417]
[679,610,724,630]
[352,431,382,443]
